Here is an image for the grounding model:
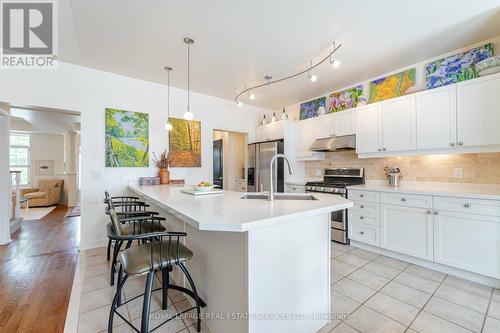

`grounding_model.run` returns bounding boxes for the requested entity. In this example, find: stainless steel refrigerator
[247,140,284,193]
